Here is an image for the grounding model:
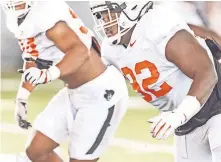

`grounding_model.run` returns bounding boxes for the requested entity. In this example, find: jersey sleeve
[144,6,194,55]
